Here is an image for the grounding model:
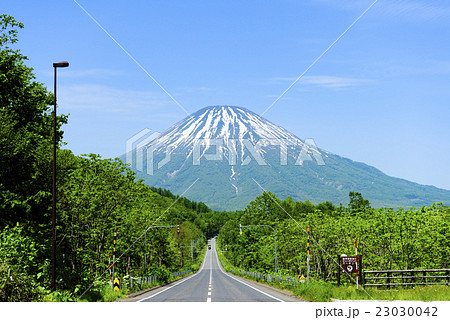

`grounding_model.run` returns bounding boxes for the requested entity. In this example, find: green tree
[0,14,68,300]
[217,191,449,283]
[348,191,370,212]
[0,14,67,229]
